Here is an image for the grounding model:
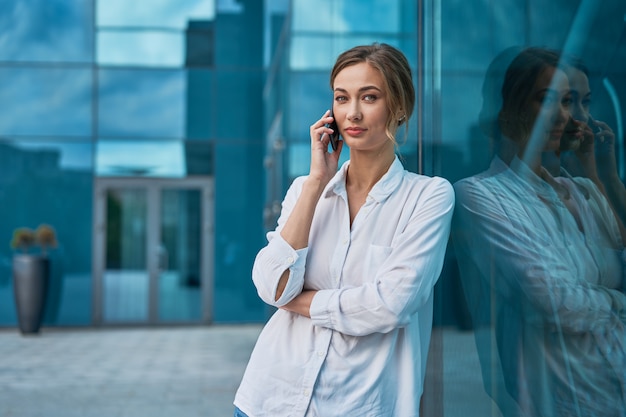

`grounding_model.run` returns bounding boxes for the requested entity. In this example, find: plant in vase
[10,224,58,335]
